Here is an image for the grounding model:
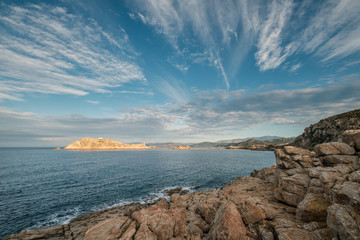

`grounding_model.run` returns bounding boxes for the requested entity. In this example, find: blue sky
[0,0,359,146]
